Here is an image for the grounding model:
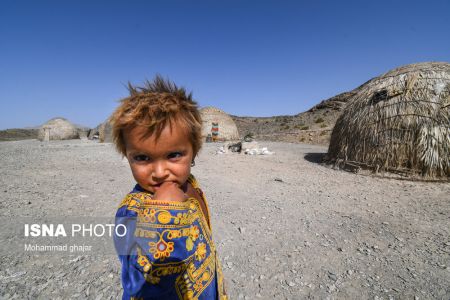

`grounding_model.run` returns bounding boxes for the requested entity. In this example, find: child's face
[123,122,194,194]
